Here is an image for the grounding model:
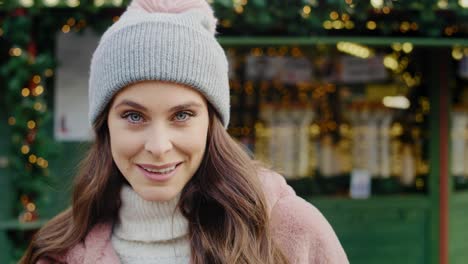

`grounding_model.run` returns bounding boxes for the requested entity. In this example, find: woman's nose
[144,126,173,157]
